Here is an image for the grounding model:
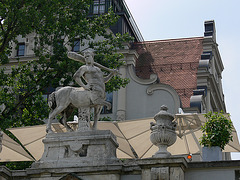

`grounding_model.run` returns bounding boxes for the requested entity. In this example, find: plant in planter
[199,111,233,161]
